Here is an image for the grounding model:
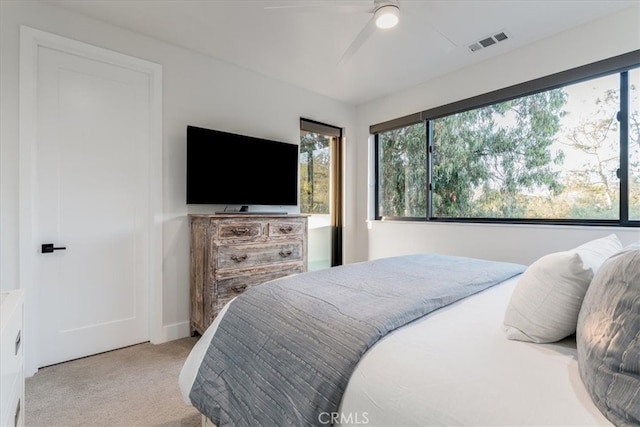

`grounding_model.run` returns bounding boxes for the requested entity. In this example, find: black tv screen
[186,126,299,205]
